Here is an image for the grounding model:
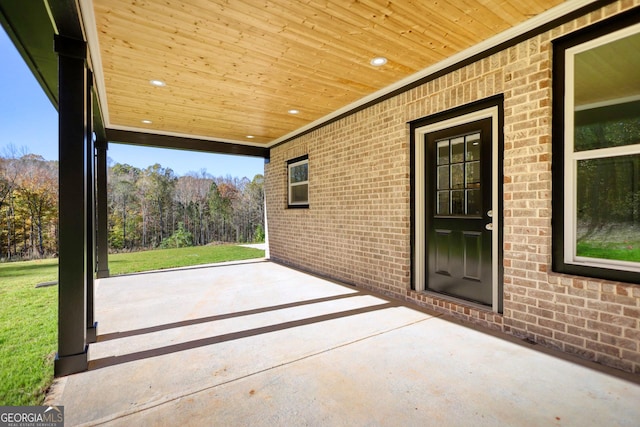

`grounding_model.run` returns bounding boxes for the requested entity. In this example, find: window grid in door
[436,132,482,217]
